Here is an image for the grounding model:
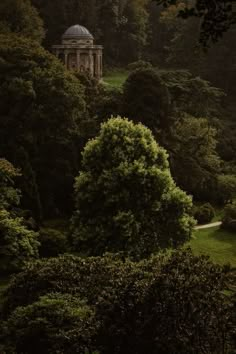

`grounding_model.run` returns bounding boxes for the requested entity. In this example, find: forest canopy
[0,0,235,353]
